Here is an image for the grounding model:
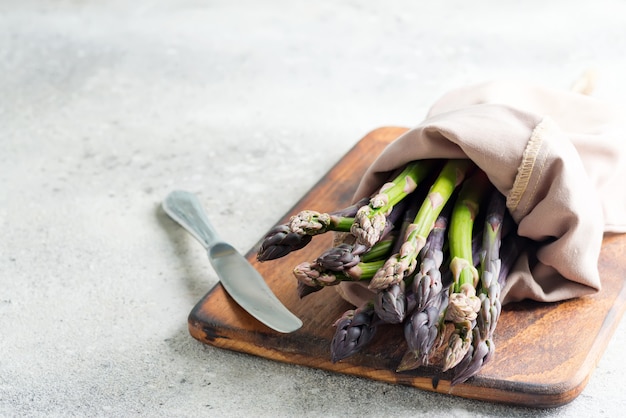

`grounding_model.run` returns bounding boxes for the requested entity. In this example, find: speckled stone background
[2,1,626,416]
